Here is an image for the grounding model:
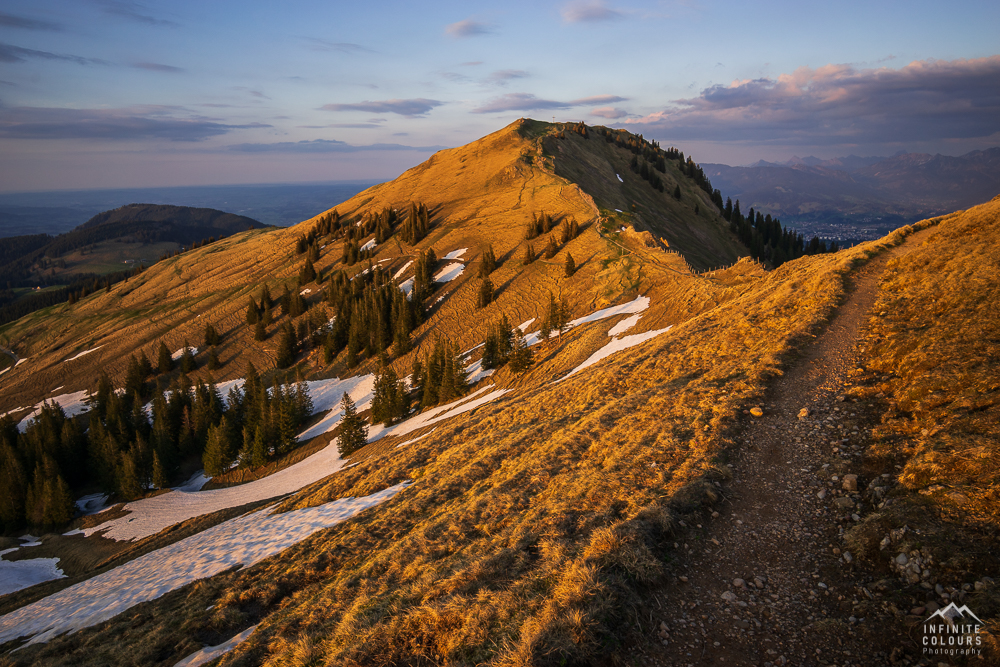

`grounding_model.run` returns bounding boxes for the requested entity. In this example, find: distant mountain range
[703,147,1000,228]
